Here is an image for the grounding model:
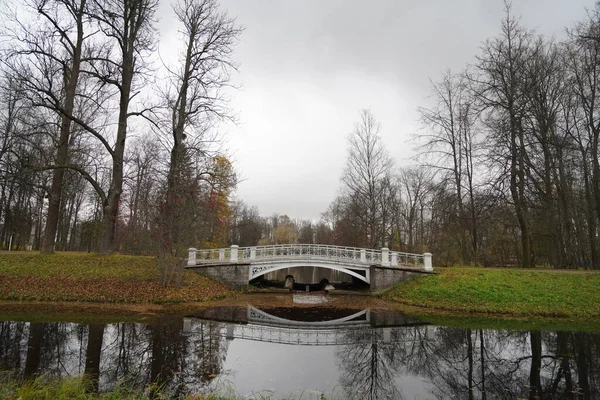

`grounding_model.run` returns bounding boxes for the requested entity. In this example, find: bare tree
[158,0,241,256]
[418,70,480,263]
[565,4,600,269]
[341,109,393,248]
[2,0,96,252]
[84,0,158,253]
[469,2,536,267]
